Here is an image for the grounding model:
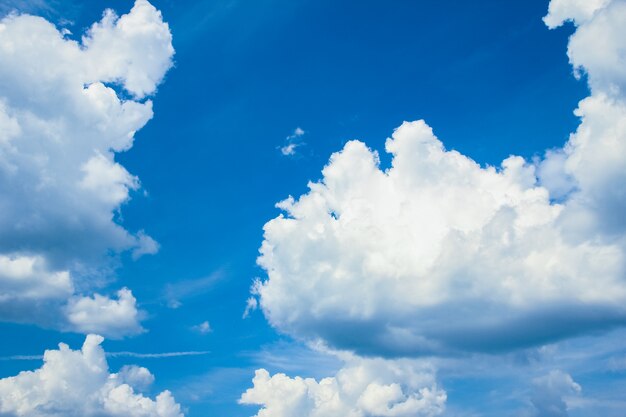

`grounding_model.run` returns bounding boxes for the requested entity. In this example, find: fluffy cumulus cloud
[563,1,626,96]
[245,0,626,412]
[0,0,174,335]
[0,334,183,417]
[240,357,445,417]
[254,0,626,358]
